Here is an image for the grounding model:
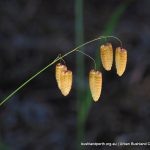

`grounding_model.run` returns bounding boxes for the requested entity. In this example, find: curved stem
[105,35,123,47]
[0,35,121,106]
[76,50,96,70]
